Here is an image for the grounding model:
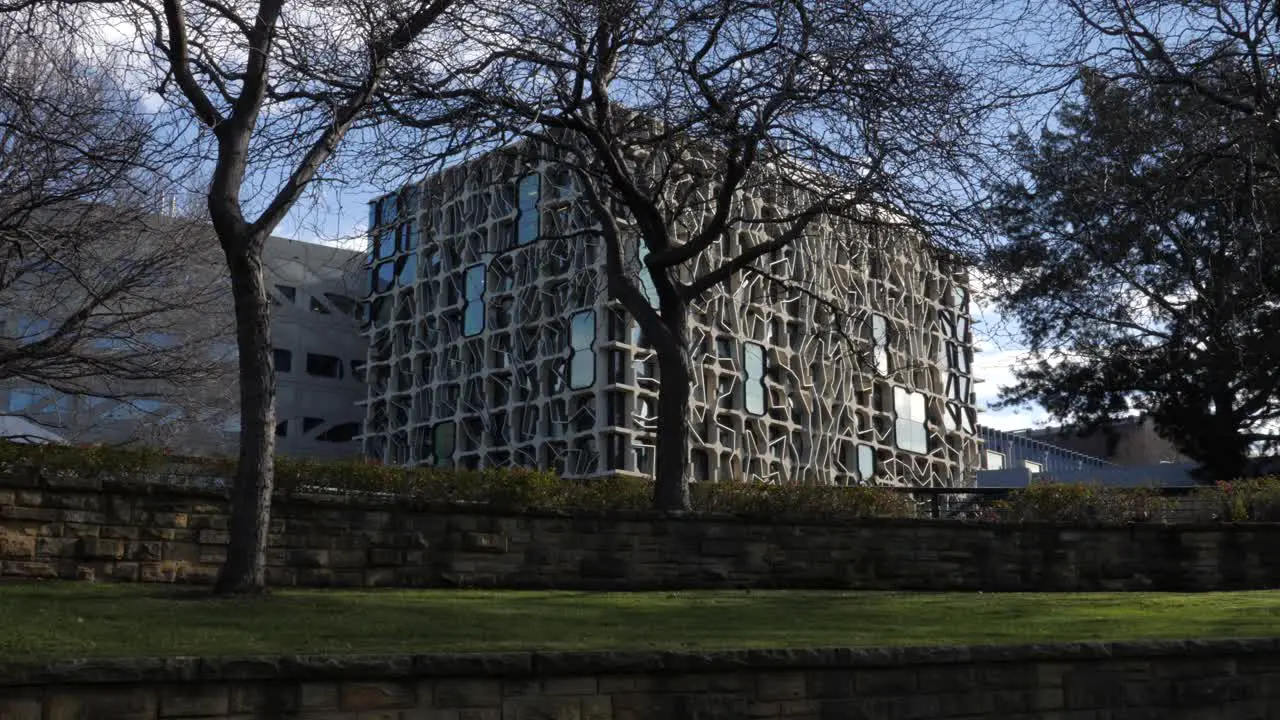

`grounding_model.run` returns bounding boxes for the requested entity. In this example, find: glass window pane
[896,418,927,454]
[463,302,484,337]
[433,422,456,464]
[986,451,1005,470]
[744,343,766,415]
[909,392,925,420]
[379,194,397,226]
[376,230,396,259]
[401,220,419,251]
[7,388,40,412]
[570,311,594,349]
[744,382,765,415]
[464,264,485,300]
[569,351,594,389]
[871,314,889,374]
[15,317,52,345]
[517,174,540,245]
[857,445,875,479]
[374,261,395,293]
[397,254,417,286]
